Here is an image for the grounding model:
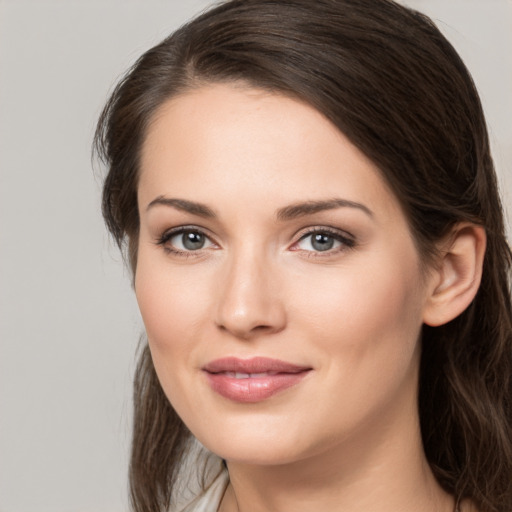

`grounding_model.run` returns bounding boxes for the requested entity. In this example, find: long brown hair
[94,1,512,511]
